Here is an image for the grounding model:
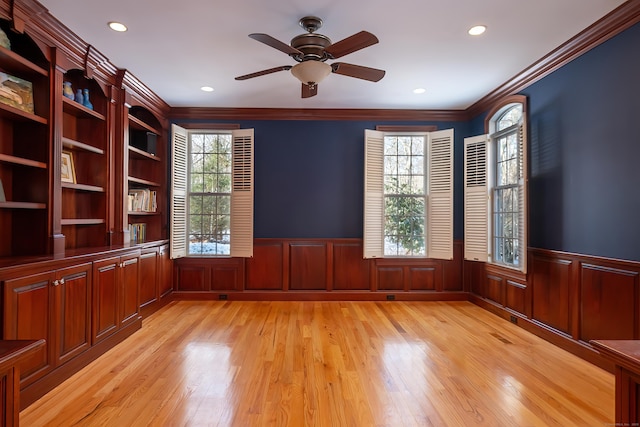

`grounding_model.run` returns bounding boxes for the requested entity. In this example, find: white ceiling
[38,0,626,110]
